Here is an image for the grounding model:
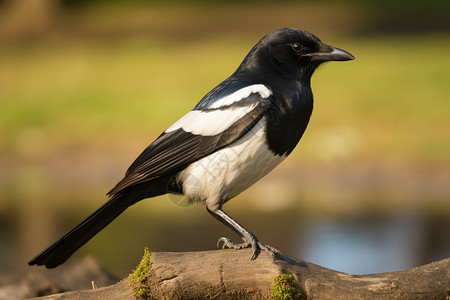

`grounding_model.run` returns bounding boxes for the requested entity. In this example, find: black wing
[107,103,268,196]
